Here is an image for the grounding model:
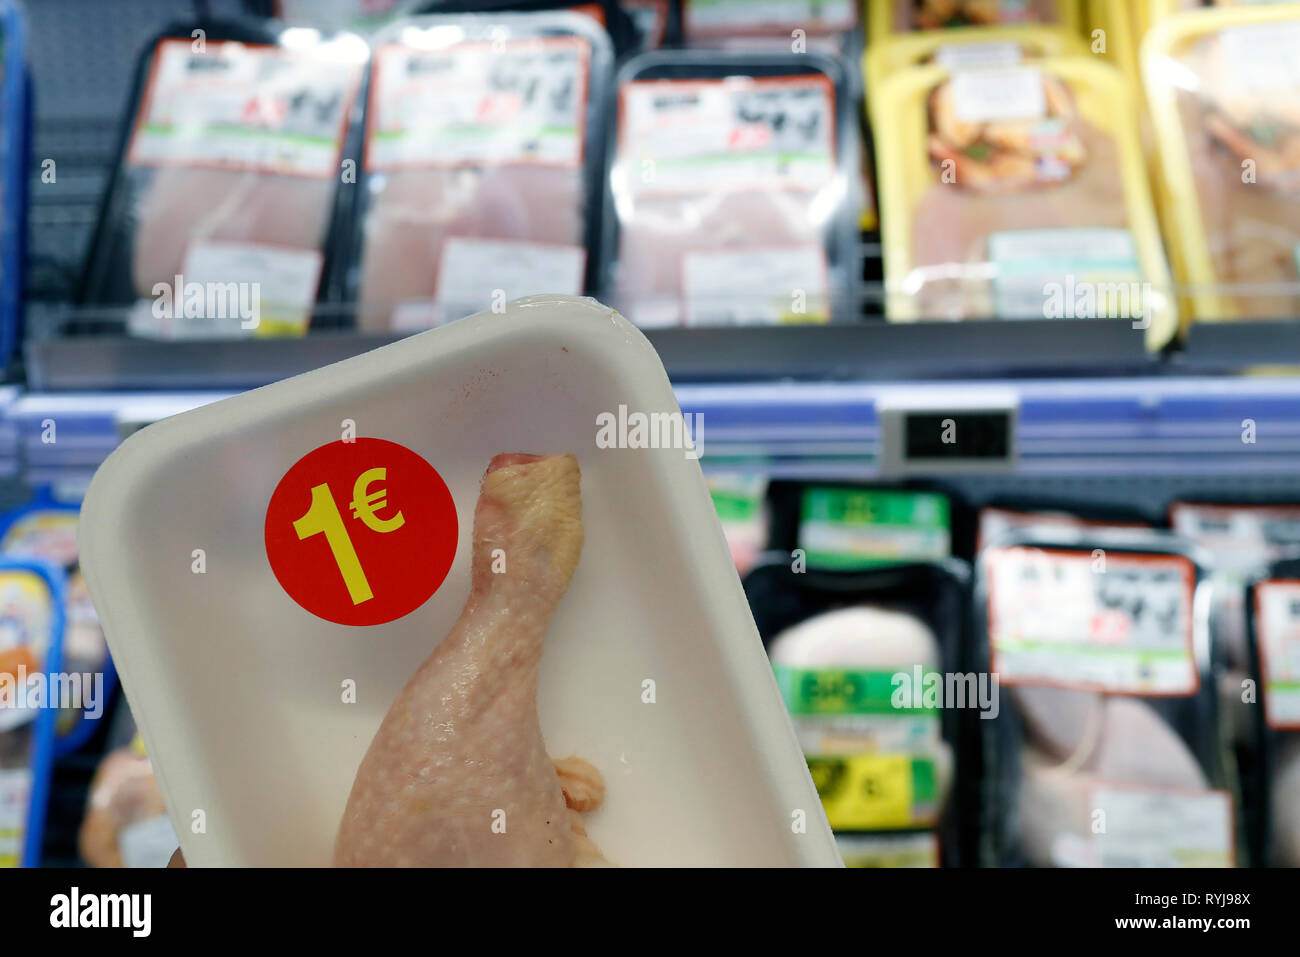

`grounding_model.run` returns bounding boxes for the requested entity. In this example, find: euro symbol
[349,467,405,533]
